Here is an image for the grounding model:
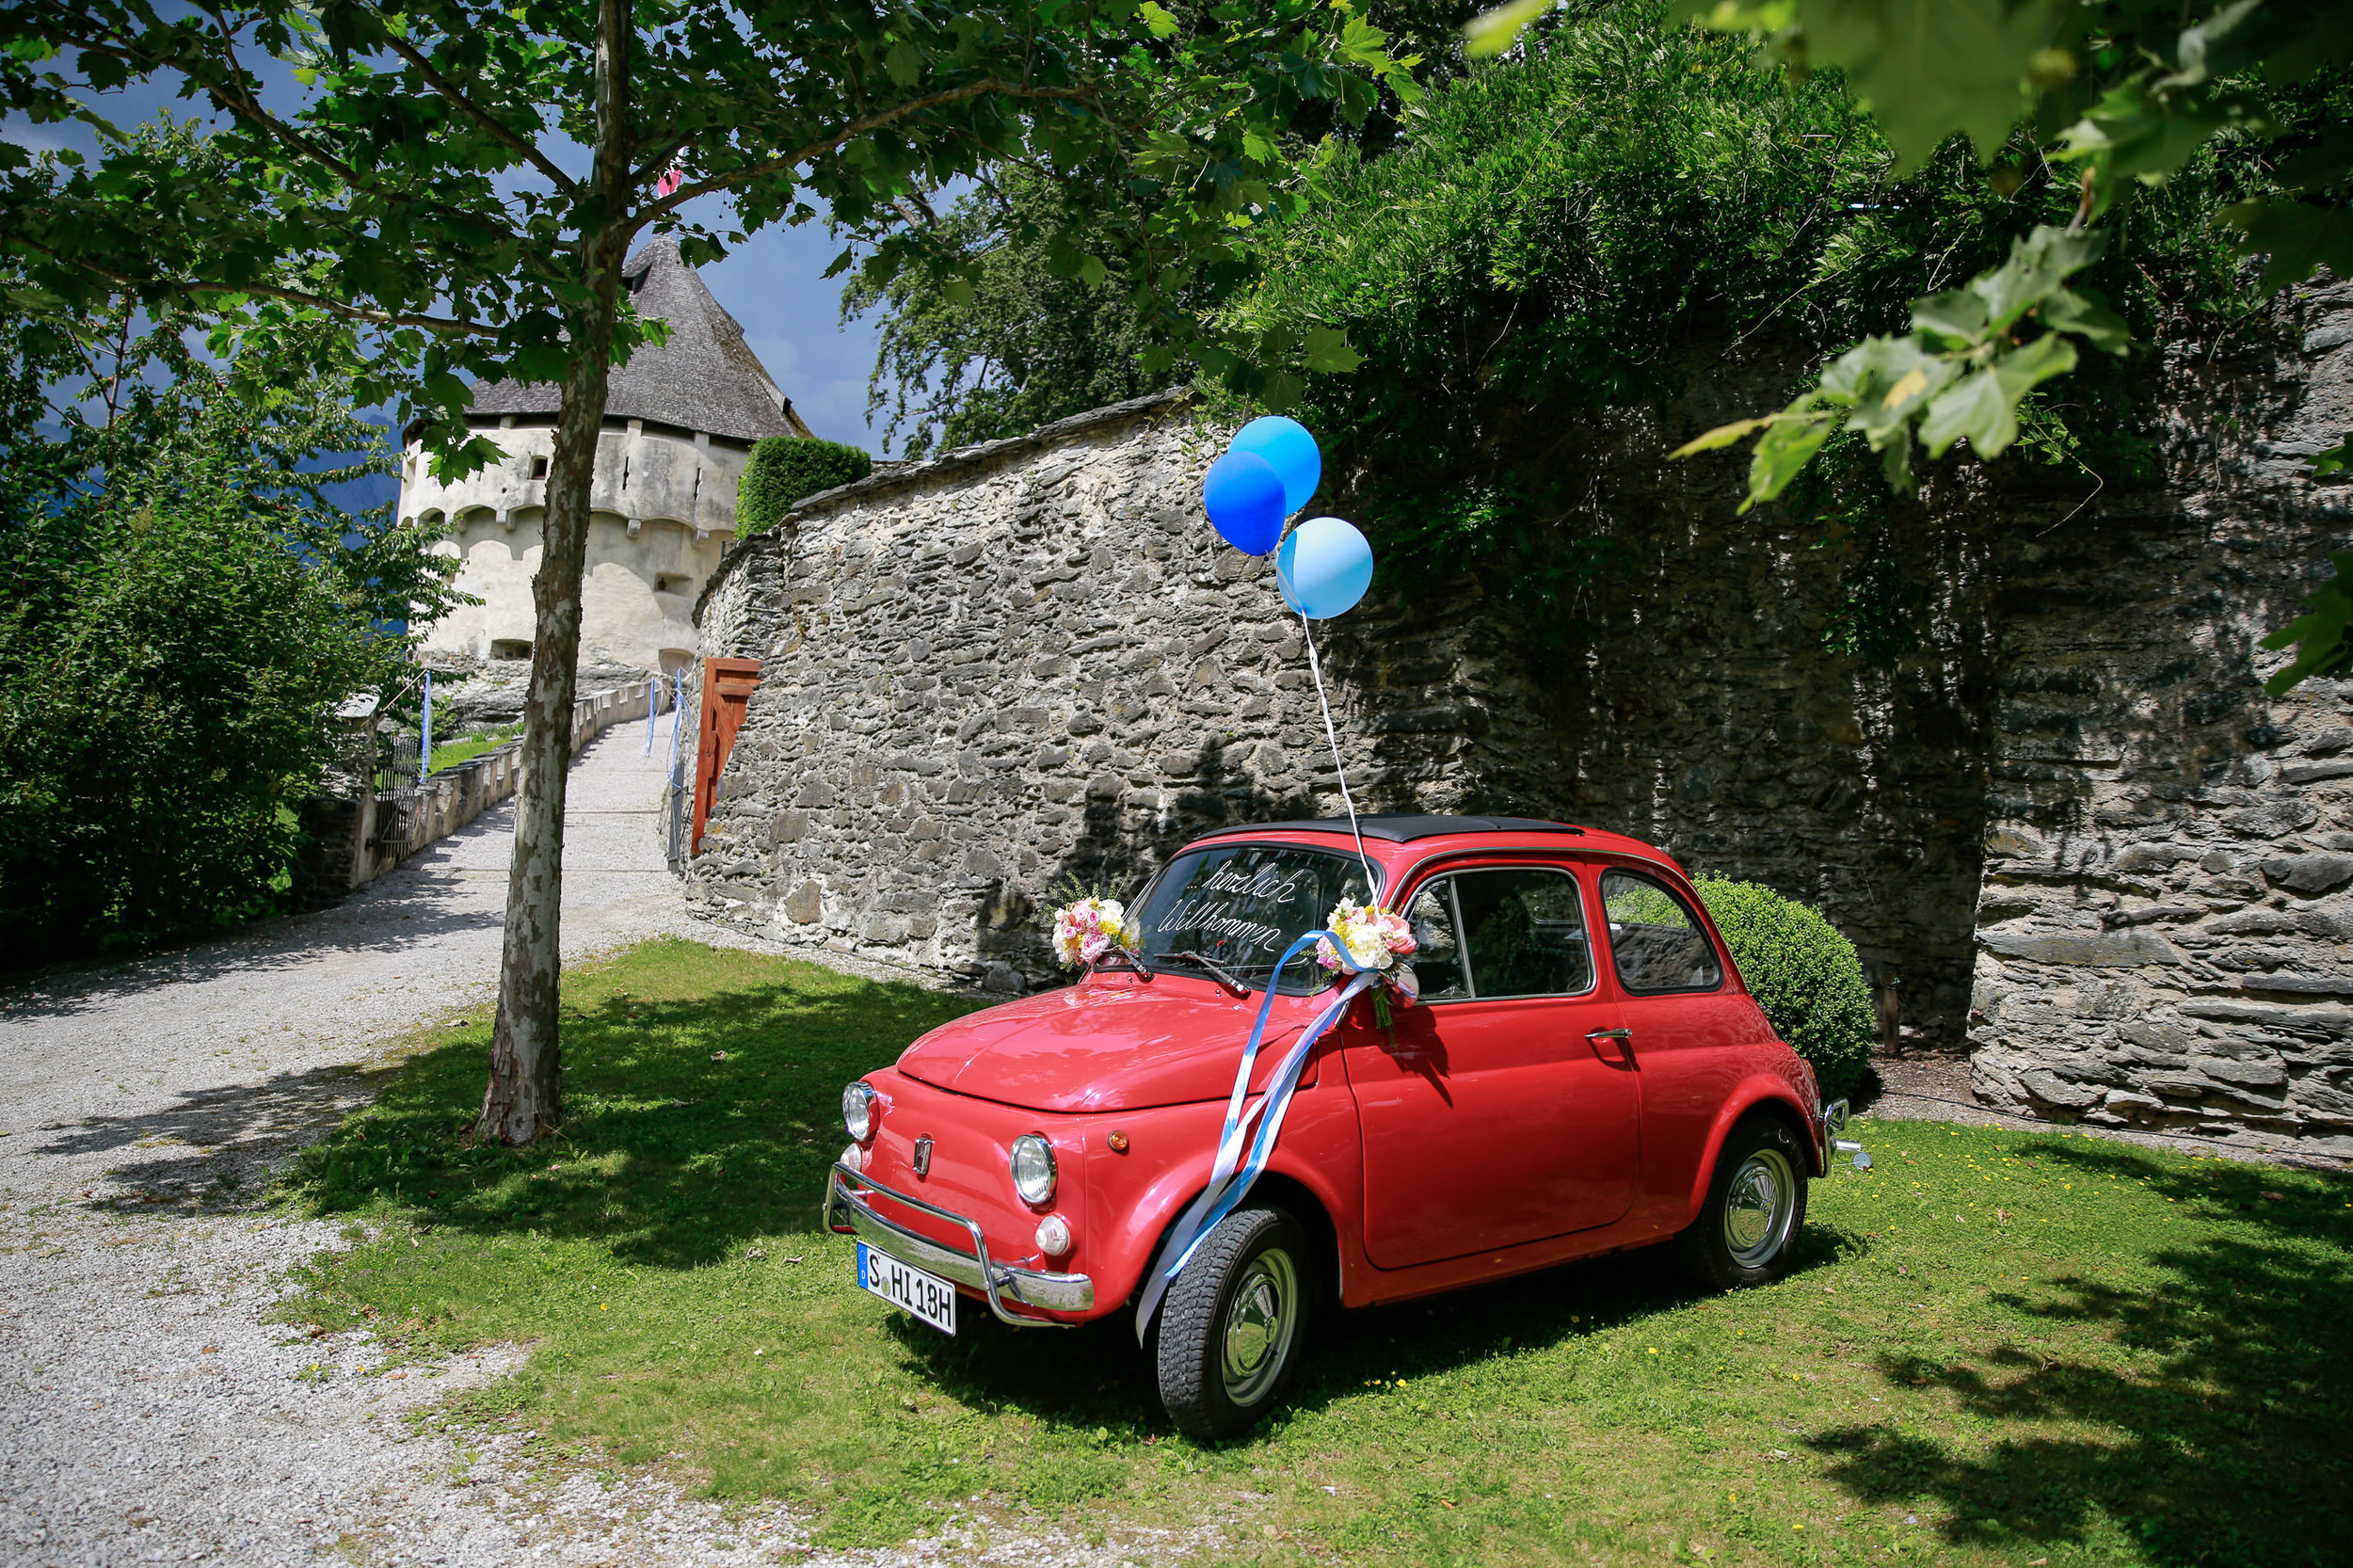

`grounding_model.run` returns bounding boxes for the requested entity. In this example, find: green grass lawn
[426,722,526,776]
[278,938,2353,1565]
